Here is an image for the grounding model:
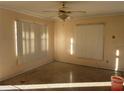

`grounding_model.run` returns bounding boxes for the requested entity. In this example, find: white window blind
[74,24,104,60]
[16,20,48,63]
